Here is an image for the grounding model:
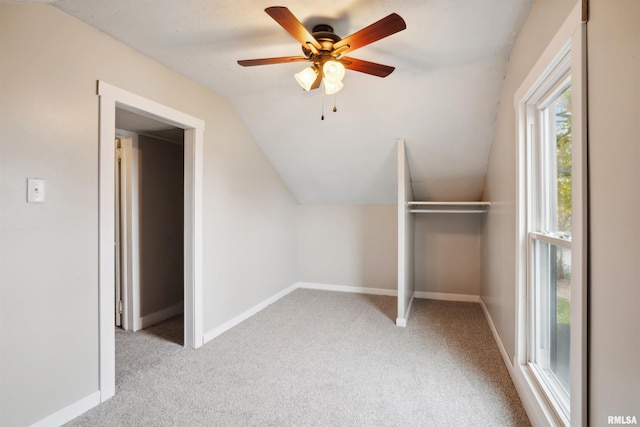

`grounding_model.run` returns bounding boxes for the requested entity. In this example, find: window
[528,80,572,418]
[514,5,586,426]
